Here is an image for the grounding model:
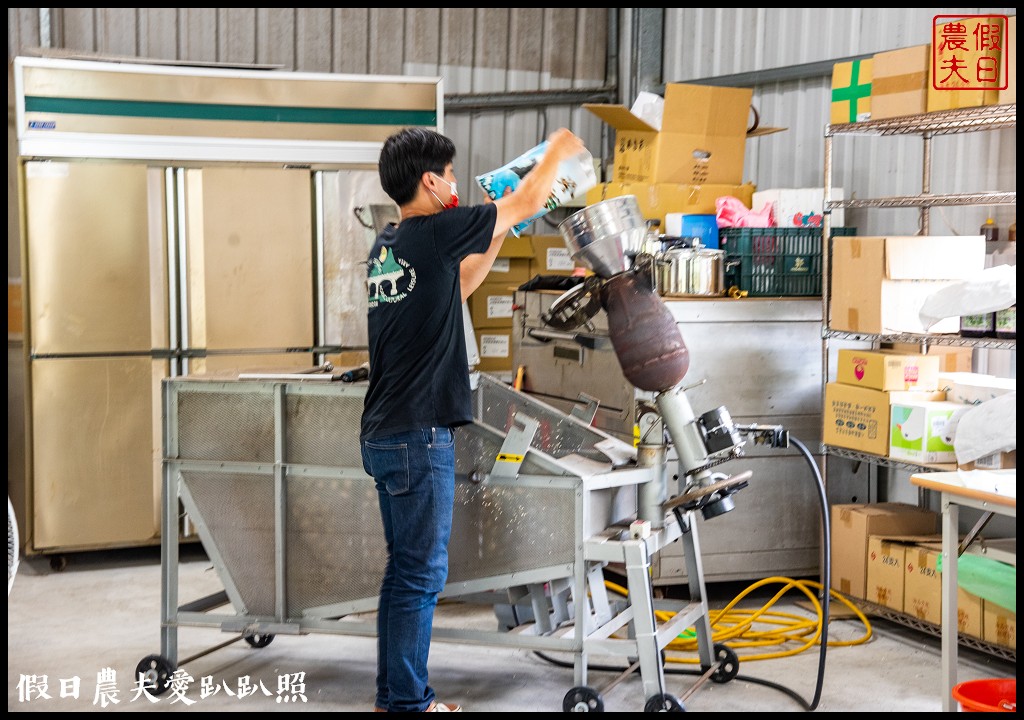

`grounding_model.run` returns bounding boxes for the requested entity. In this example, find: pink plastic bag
[716,196,772,228]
